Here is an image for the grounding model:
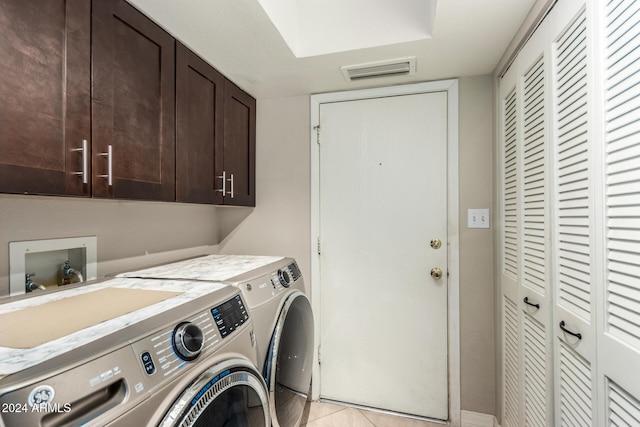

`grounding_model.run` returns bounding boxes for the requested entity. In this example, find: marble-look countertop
[0,277,226,377]
[117,254,284,282]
